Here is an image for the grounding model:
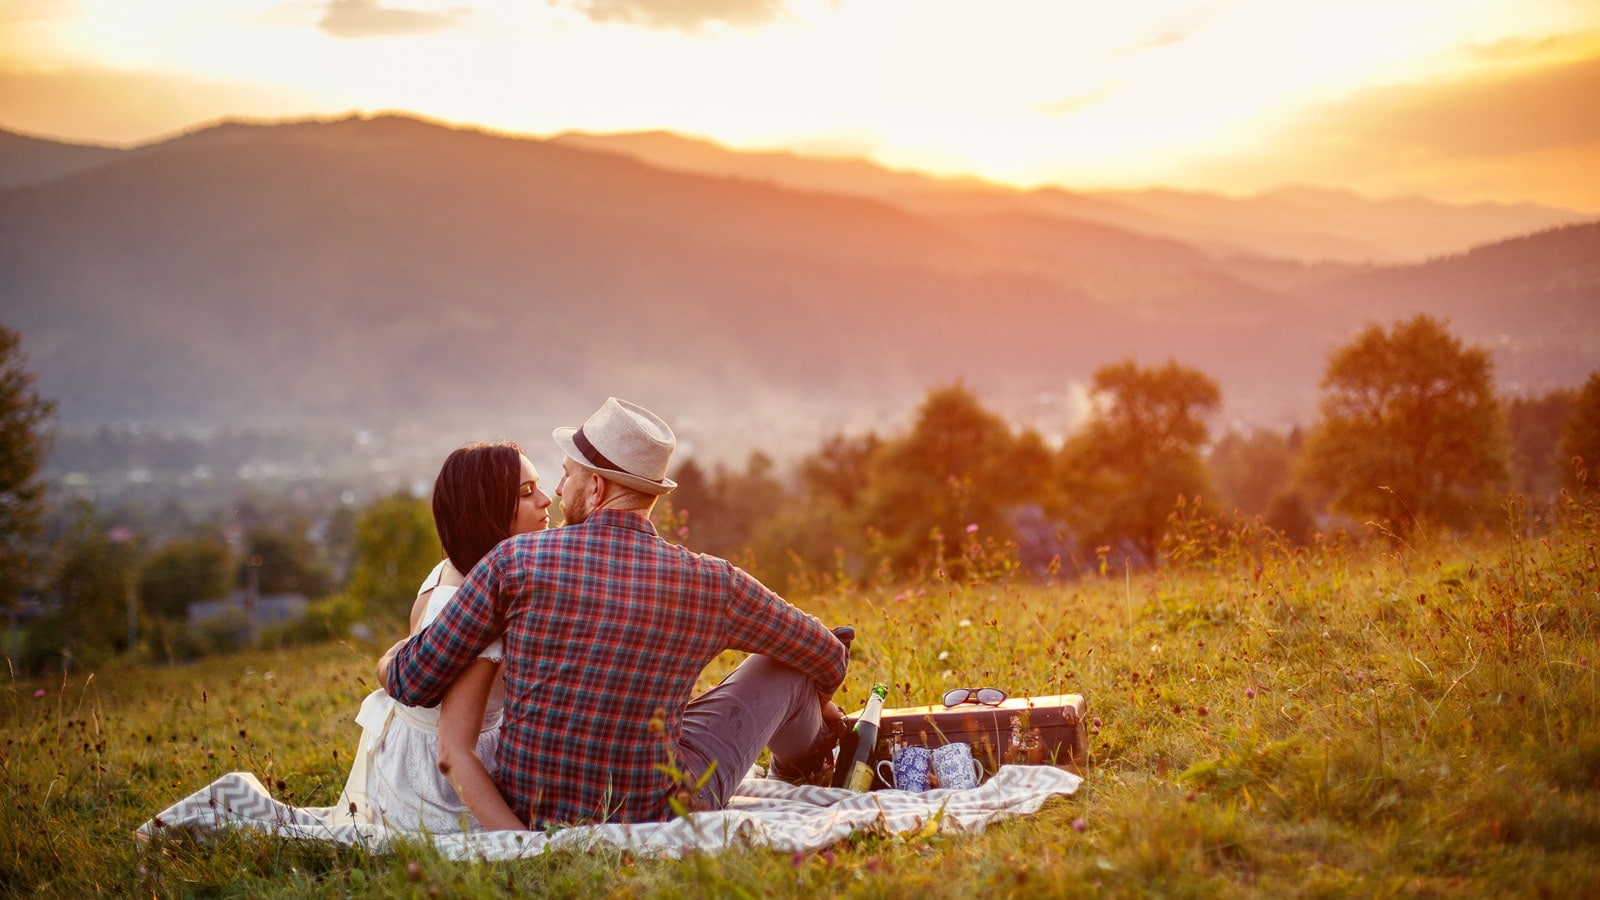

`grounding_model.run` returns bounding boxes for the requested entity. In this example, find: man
[381,397,849,829]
